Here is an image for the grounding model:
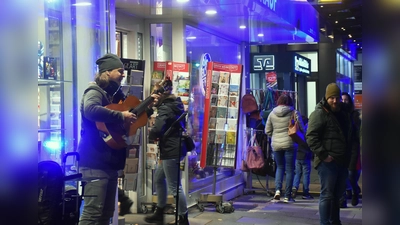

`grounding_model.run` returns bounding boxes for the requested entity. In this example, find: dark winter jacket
[78,83,153,170]
[306,98,355,169]
[149,95,186,160]
[297,124,313,160]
